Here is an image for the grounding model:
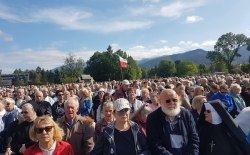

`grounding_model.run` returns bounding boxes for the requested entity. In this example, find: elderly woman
[91,98,150,155]
[190,95,207,124]
[230,83,246,113]
[1,98,20,130]
[149,93,160,111]
[78,88,93,116]
[24,115,74,154]
[96,92,113,122]
[95,101,114,142]
[133,104,152,136]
